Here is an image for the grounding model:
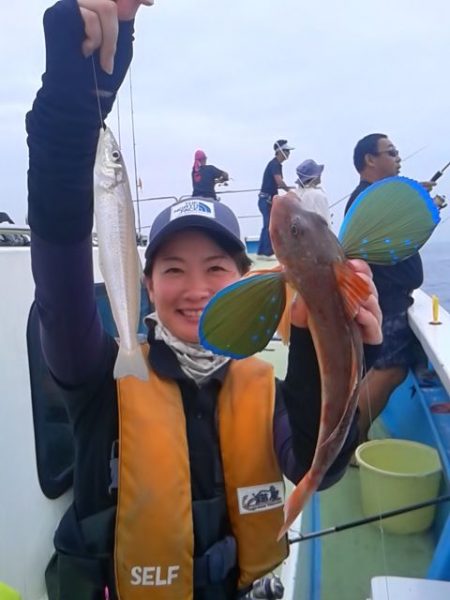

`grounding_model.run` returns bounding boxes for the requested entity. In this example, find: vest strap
[193,536,236,587]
